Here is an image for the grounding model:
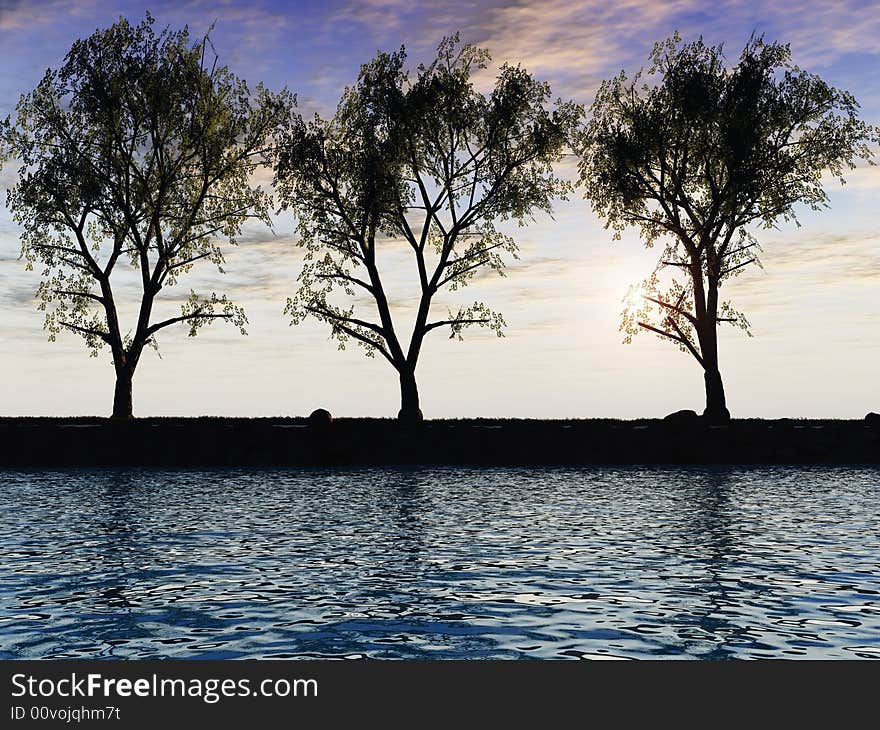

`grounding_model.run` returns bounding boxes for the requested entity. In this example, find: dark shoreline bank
[0,417,877,467]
